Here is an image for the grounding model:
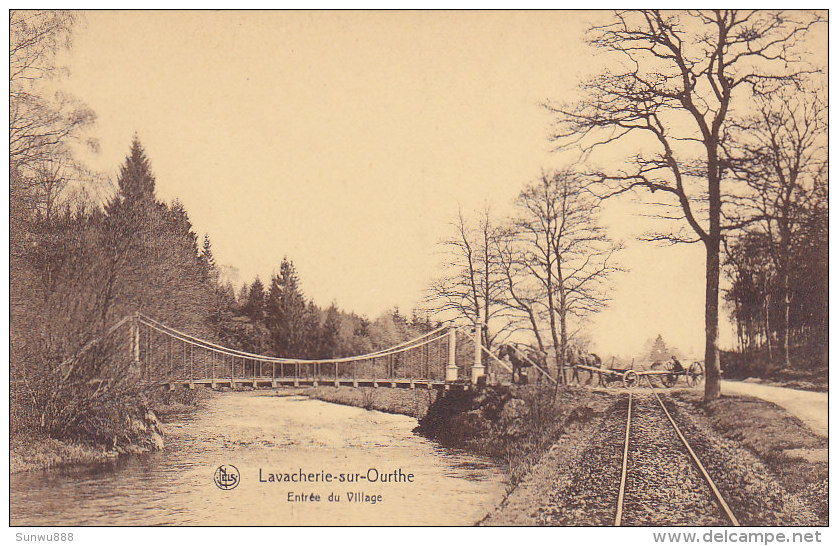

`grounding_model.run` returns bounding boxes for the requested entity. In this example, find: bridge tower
[471,321,485,384]
[130,311,141,378]
[445,326,458,382]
